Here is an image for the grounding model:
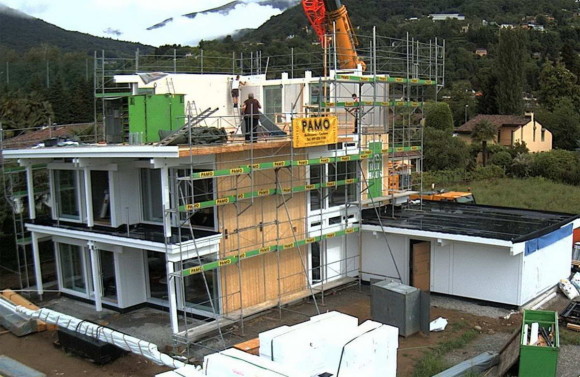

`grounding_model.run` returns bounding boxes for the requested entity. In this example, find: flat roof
[362,202,578,242]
